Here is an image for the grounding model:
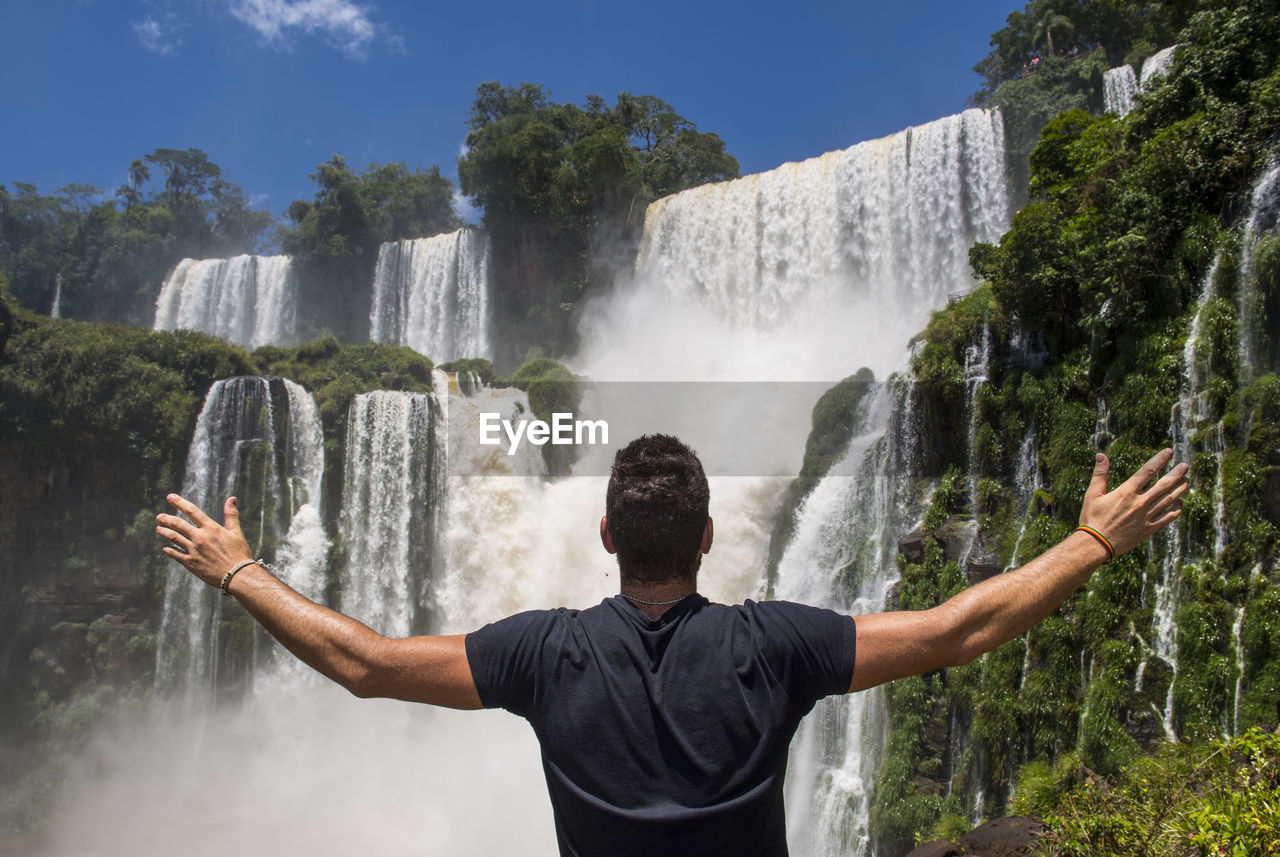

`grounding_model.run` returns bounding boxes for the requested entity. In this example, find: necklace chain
[619,592,690,606]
